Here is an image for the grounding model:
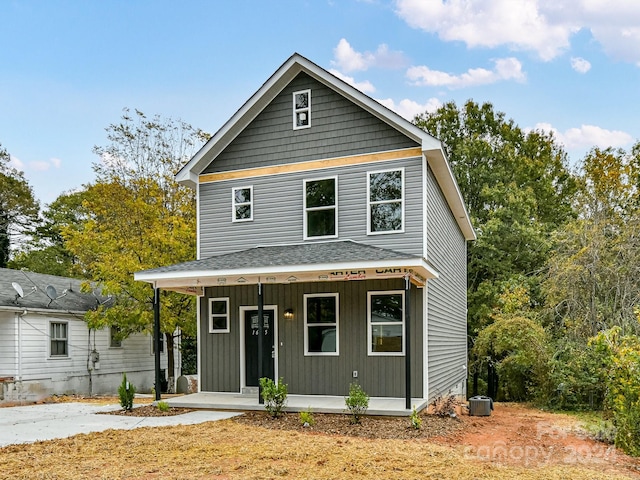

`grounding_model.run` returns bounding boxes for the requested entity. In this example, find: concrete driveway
[0,402,239,447]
